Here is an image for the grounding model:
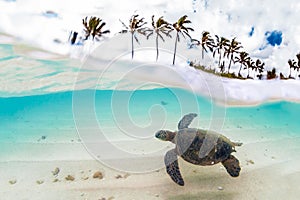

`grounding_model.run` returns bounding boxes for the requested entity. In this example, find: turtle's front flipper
[178,113,197,130]
[164,149,184,186]
[222,155,241,177]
